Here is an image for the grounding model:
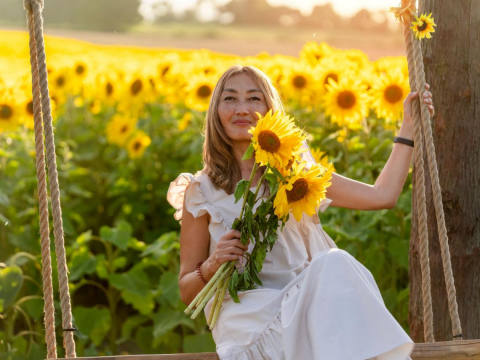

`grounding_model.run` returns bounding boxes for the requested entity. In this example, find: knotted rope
[394,0,463,343]
[24,0,77,357]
